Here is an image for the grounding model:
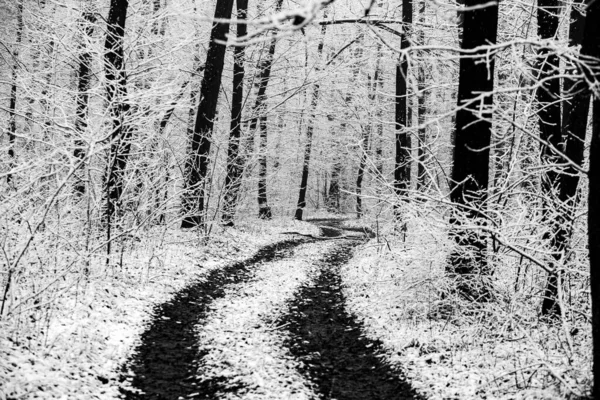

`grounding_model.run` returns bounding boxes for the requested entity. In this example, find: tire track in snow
[120,238,312,399]
[279,238,424,400]
[195,241,343,399]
